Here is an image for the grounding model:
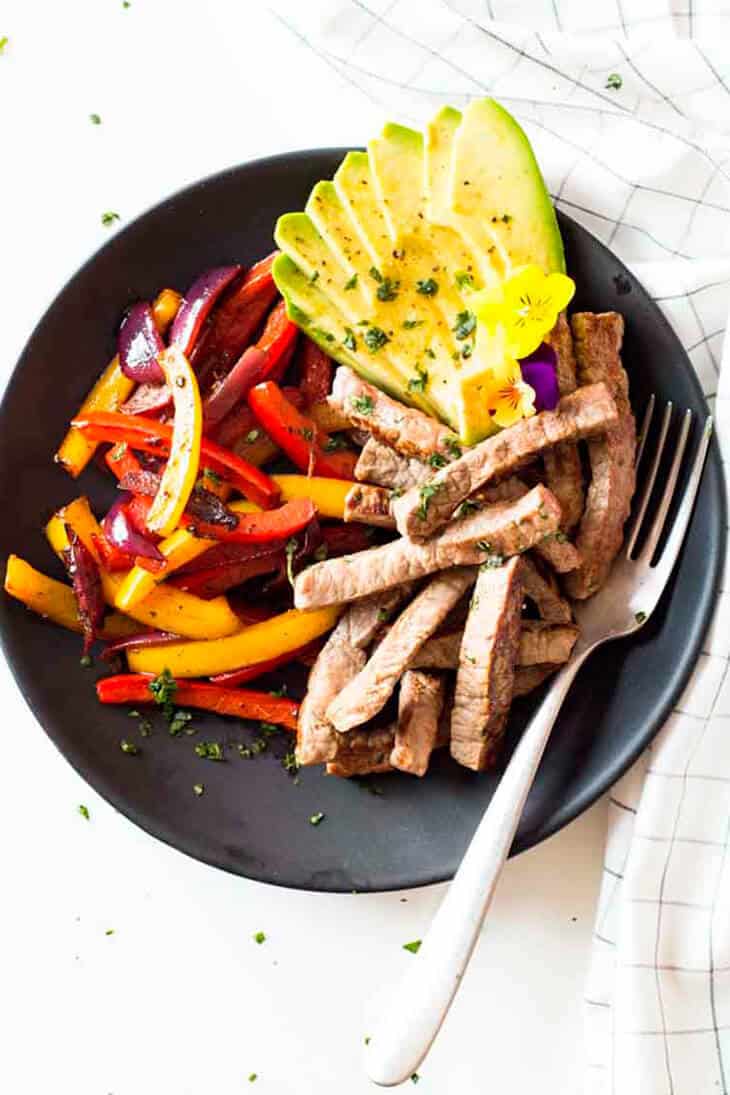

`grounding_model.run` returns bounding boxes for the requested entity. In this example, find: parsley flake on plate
[101,211,121,227]
[253,931,266,944]
[403,940,422,954]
